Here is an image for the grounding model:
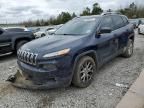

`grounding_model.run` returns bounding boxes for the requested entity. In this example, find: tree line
[118,2,144,18]
[22,3,103,27]
[21,2,144,27]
